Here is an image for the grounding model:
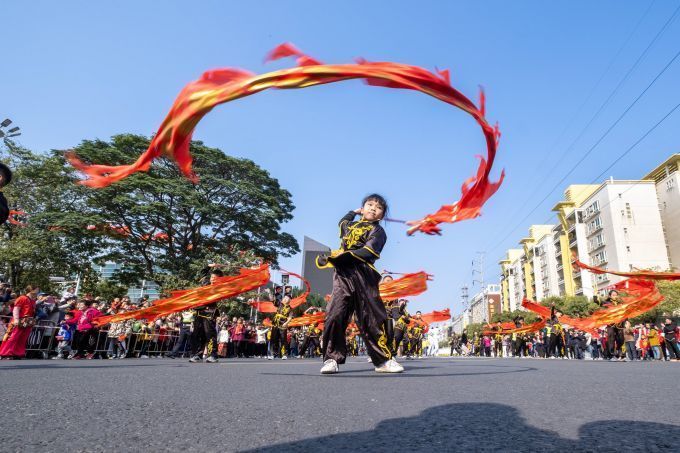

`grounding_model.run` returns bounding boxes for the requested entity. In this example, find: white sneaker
[366,357,372,363]
[282,355,288,360]
[320,359,339,374]
[375,359,404,373]
[266,356,273,360]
